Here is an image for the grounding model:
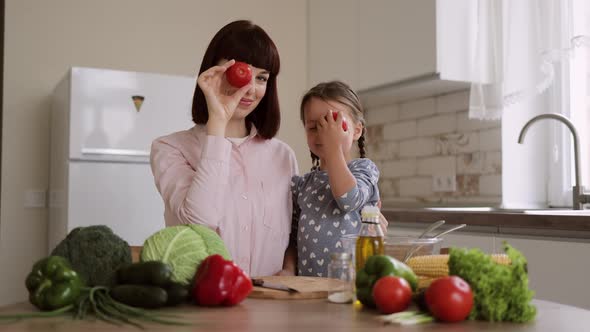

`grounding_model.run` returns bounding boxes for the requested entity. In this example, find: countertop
[0,298,588,331]
[382,208,590,238]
